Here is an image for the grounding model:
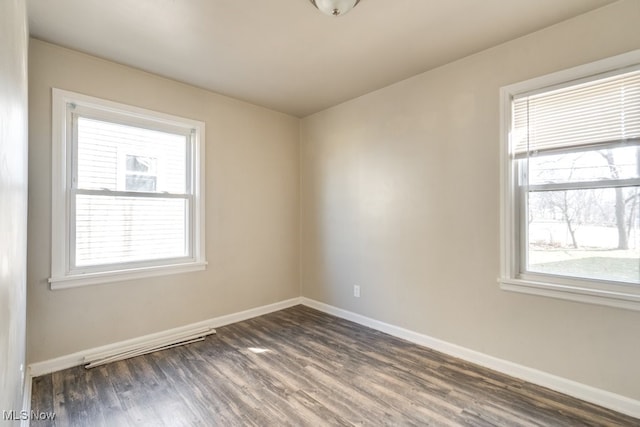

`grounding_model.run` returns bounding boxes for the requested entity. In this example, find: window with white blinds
[512,68,640,157]
[500,50,640,311]
[50,89,206,289]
